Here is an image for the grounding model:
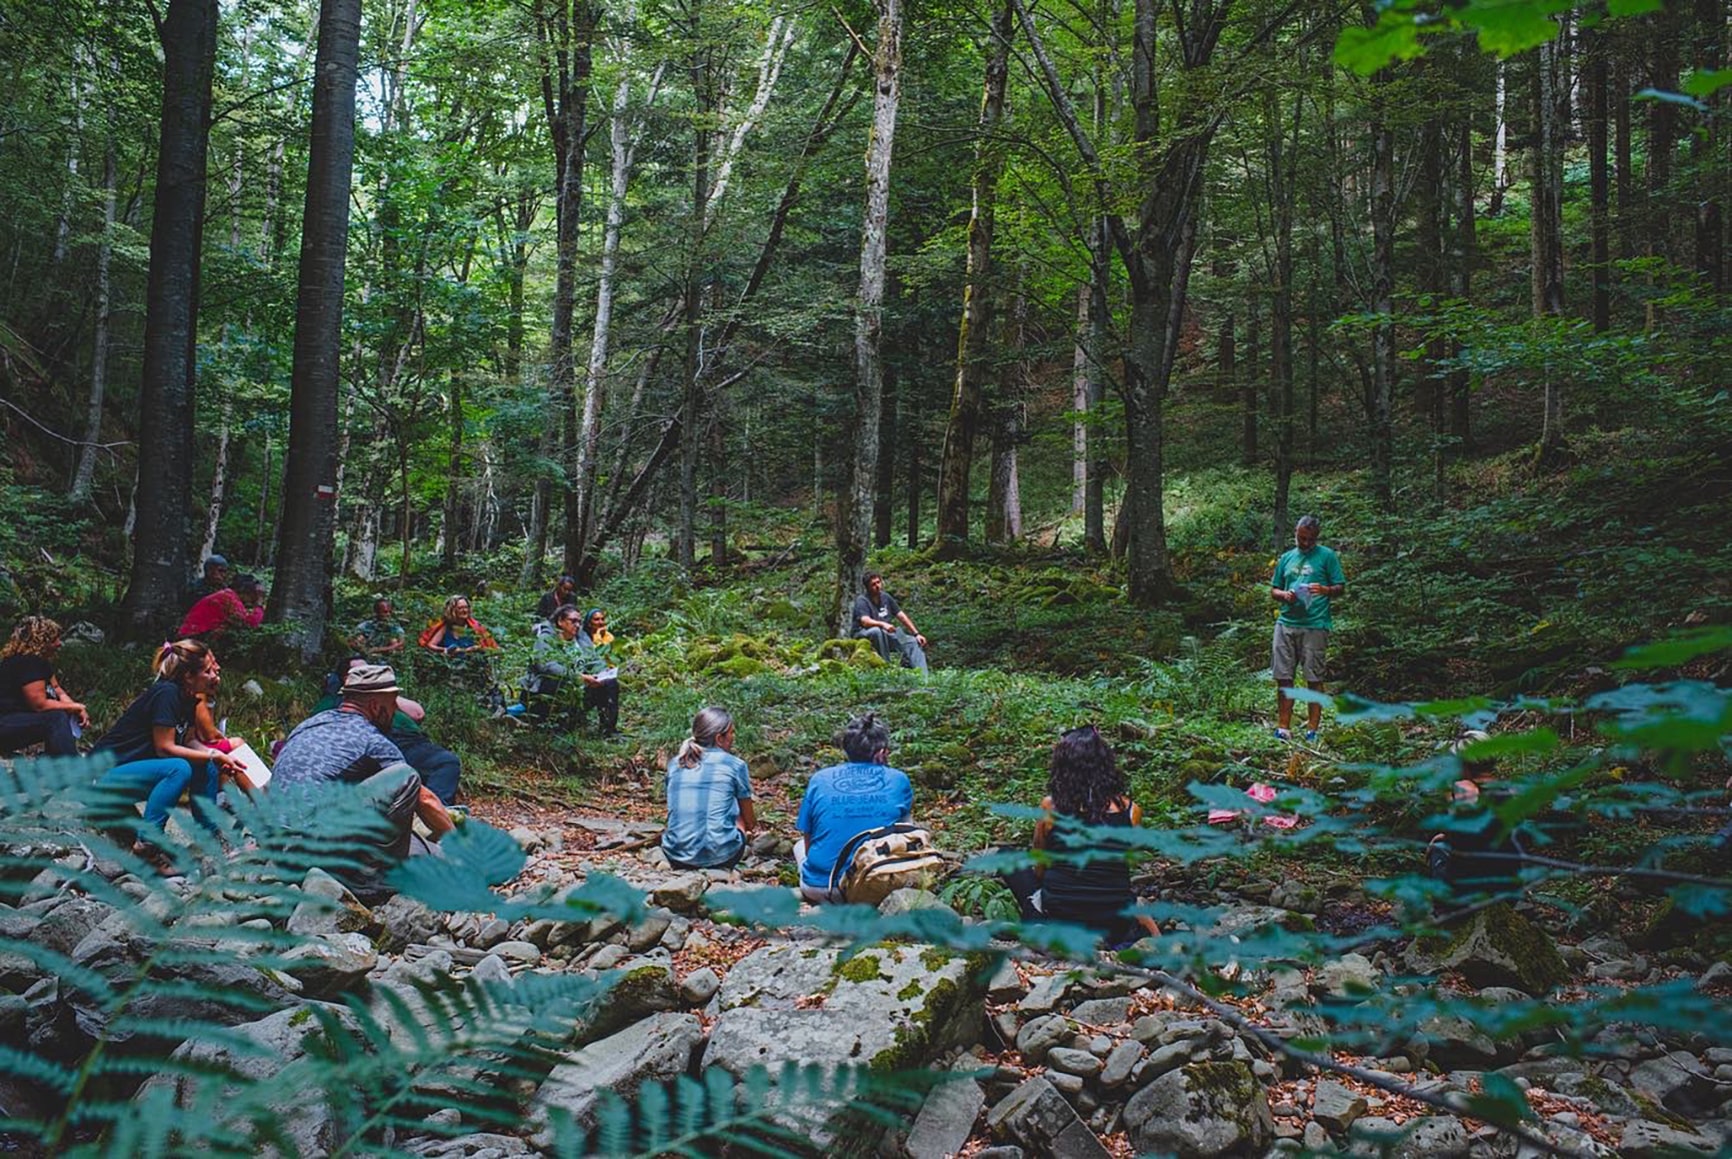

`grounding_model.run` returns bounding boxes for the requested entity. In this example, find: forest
[0,0,1730,1154]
